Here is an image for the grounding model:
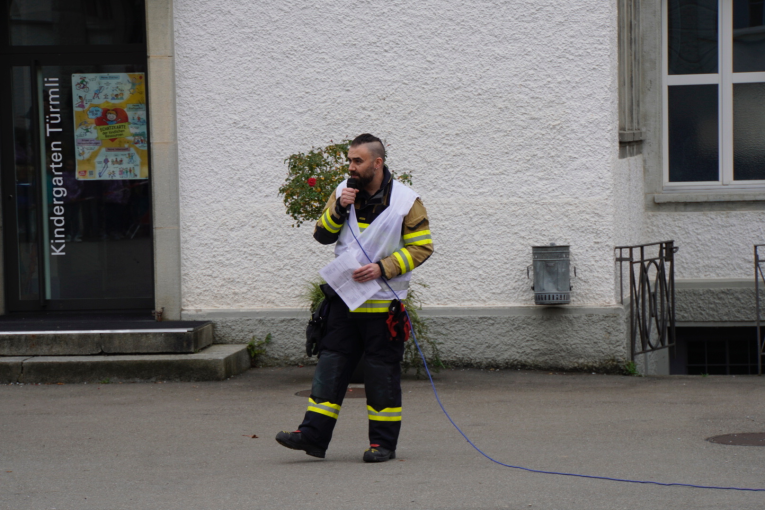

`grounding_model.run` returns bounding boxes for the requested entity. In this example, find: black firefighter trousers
[298,295,405,452]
